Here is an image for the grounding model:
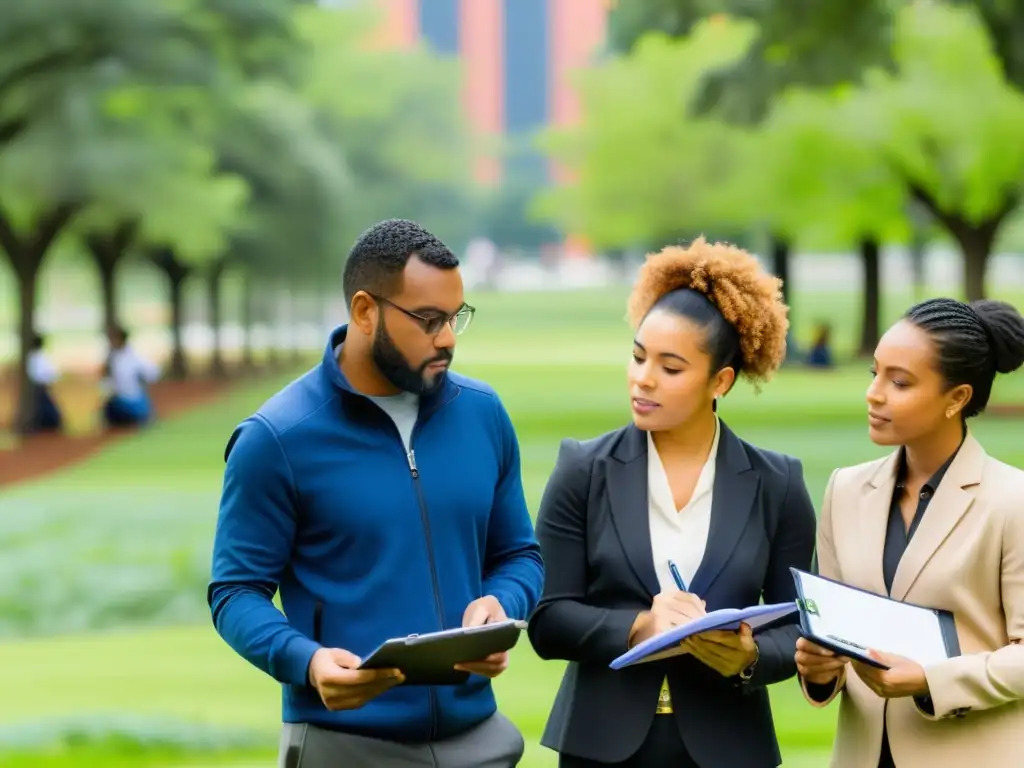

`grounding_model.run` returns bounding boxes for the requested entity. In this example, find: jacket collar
[605,419,758,598]
[862,430,986,599]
